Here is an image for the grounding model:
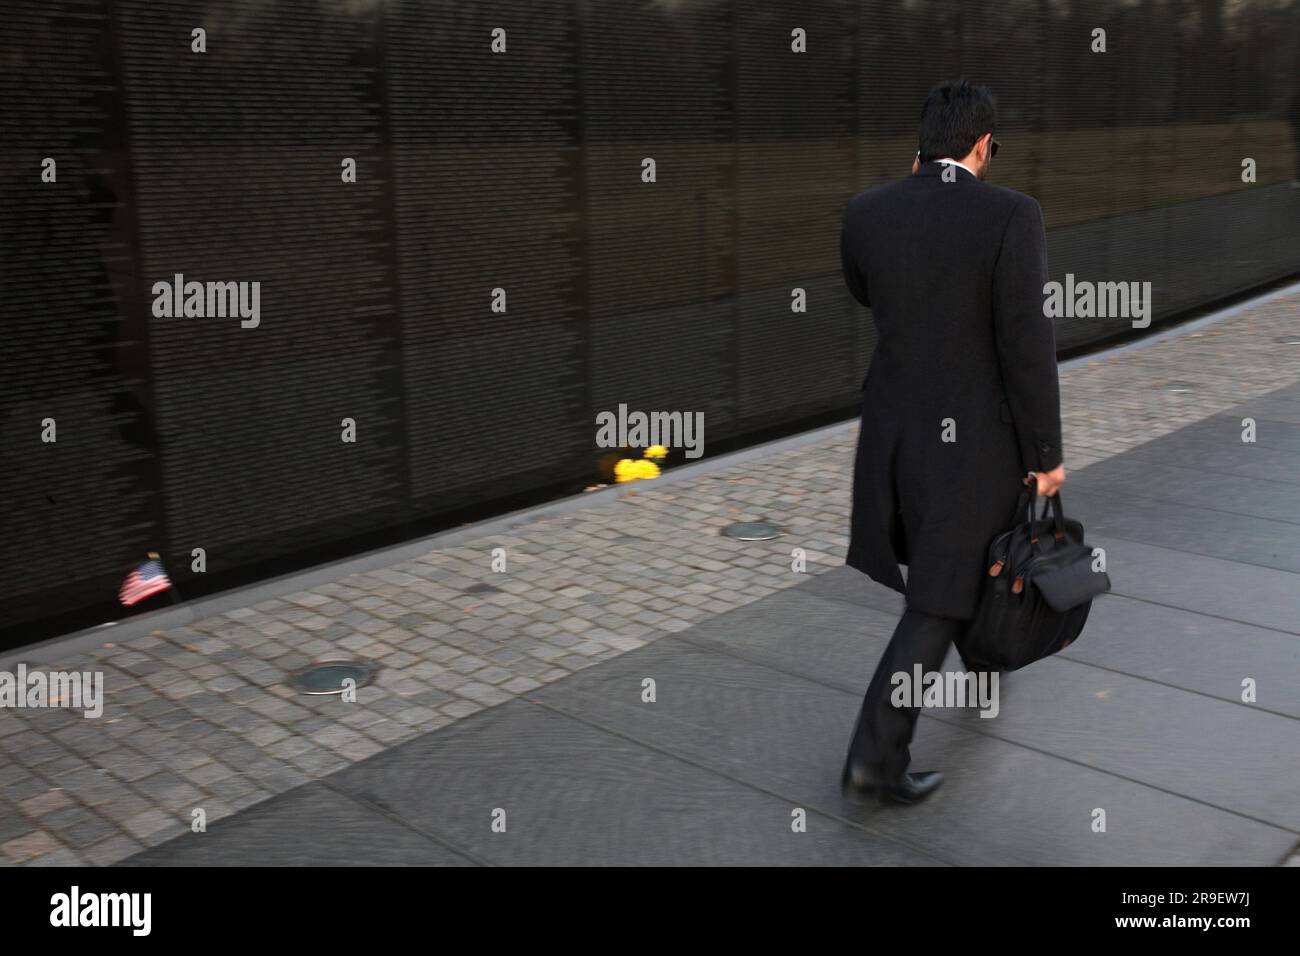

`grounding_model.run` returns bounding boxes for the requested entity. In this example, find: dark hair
[917,80,997,163]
